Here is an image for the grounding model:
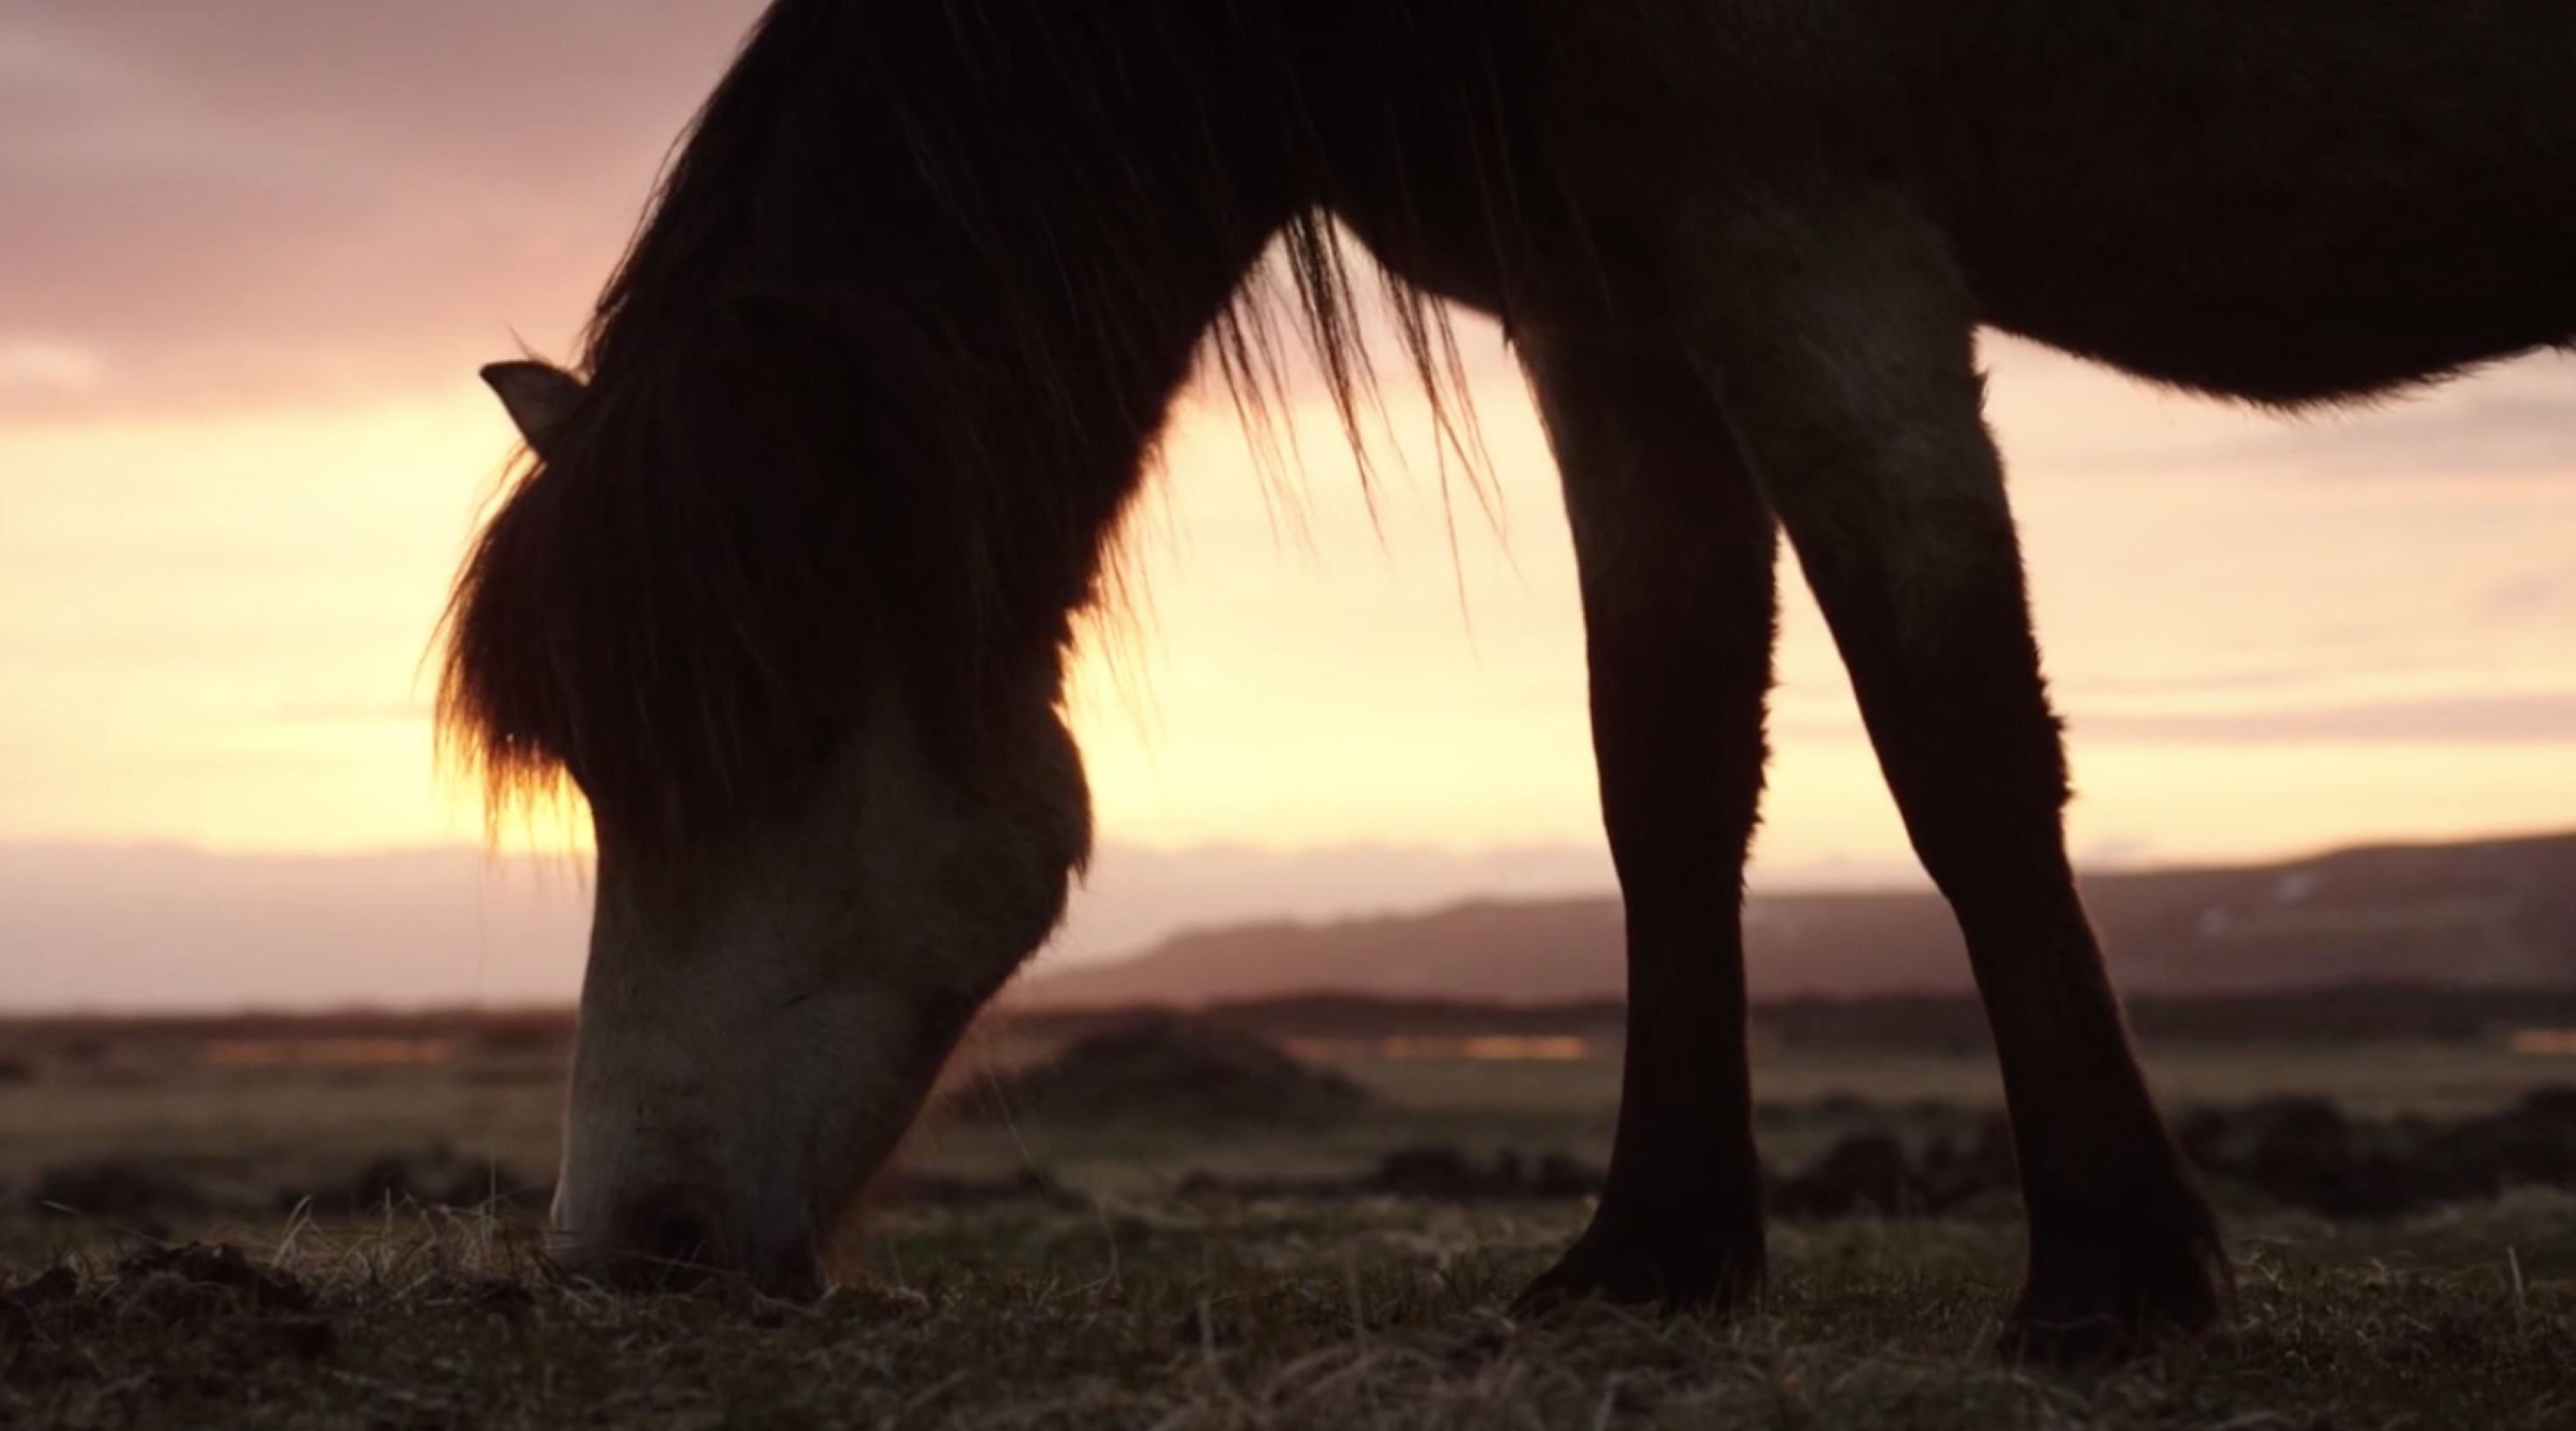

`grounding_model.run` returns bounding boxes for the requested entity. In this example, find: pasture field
[4,1026,2575,1427]
[4,1195,2574,1429]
